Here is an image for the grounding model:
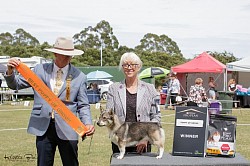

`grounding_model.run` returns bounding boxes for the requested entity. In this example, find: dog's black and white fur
[97,107,165,159]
